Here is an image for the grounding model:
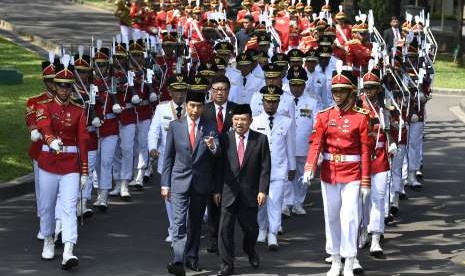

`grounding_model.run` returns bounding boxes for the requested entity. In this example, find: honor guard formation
[24,0,436,275]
